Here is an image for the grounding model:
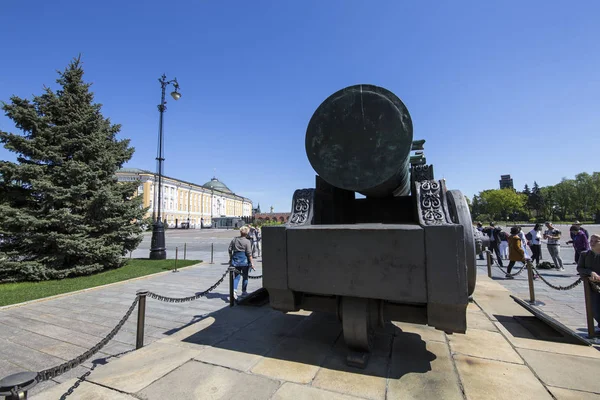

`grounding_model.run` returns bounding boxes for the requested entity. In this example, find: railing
[484,250,597,341]
[0,264,262,399]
